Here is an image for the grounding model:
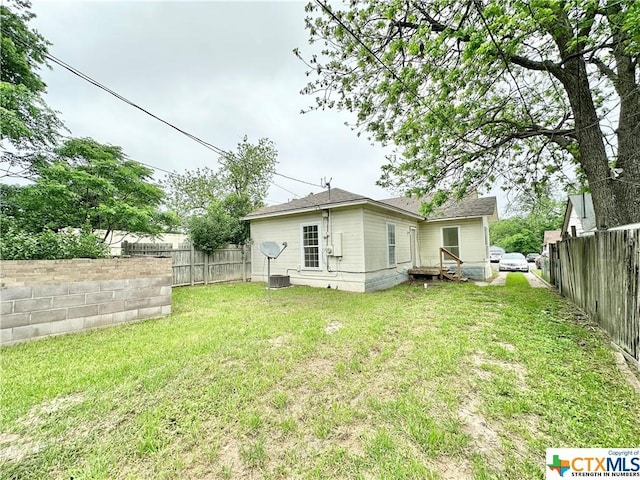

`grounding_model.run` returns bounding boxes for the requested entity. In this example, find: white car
[489,249,504,262]
[498,253,529,272]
